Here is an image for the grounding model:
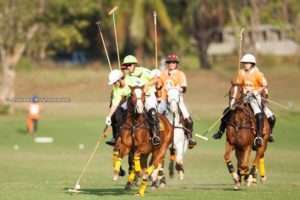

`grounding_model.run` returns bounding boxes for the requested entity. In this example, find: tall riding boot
[213,107,232,139]
[254,113,264,148]
[268,115,276,142]
[184,117,197,149]
[148,108,161,146]
[106,107,126,146]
